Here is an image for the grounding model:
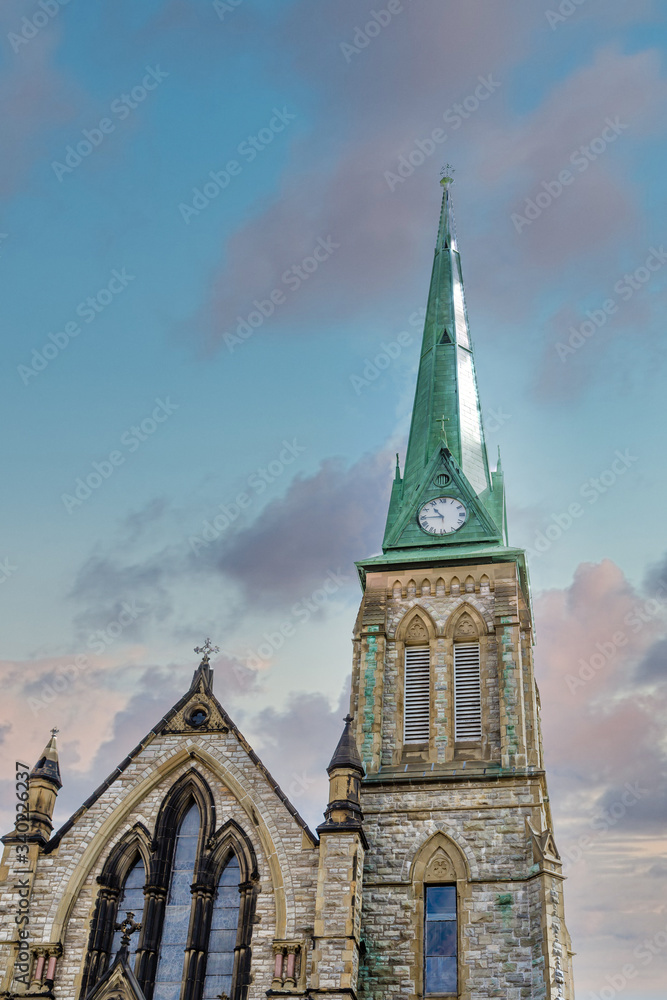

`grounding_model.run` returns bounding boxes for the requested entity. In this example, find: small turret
[312,717,367,997]
[28,729,62,844]
[318,715,366,834]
